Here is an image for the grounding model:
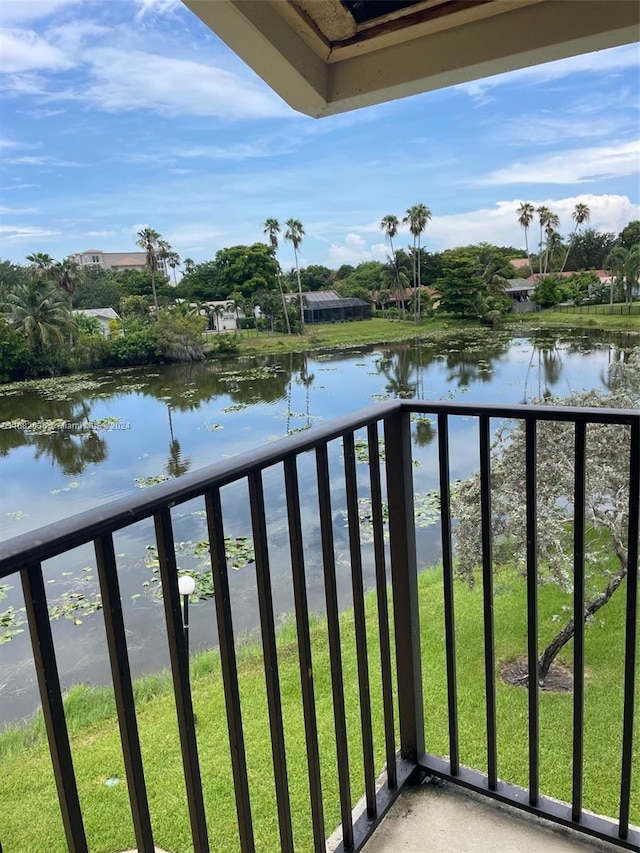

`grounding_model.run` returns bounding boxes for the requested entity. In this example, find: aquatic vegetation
[221,403,248,413]
[135,475,170,488]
